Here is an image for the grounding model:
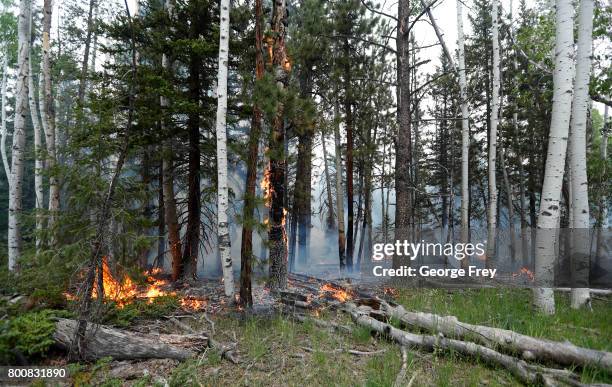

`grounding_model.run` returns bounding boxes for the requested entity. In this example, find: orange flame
[180,296,207,311]
[64,260,211,312]
[319,283,351,302]
[512,267,535,282]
